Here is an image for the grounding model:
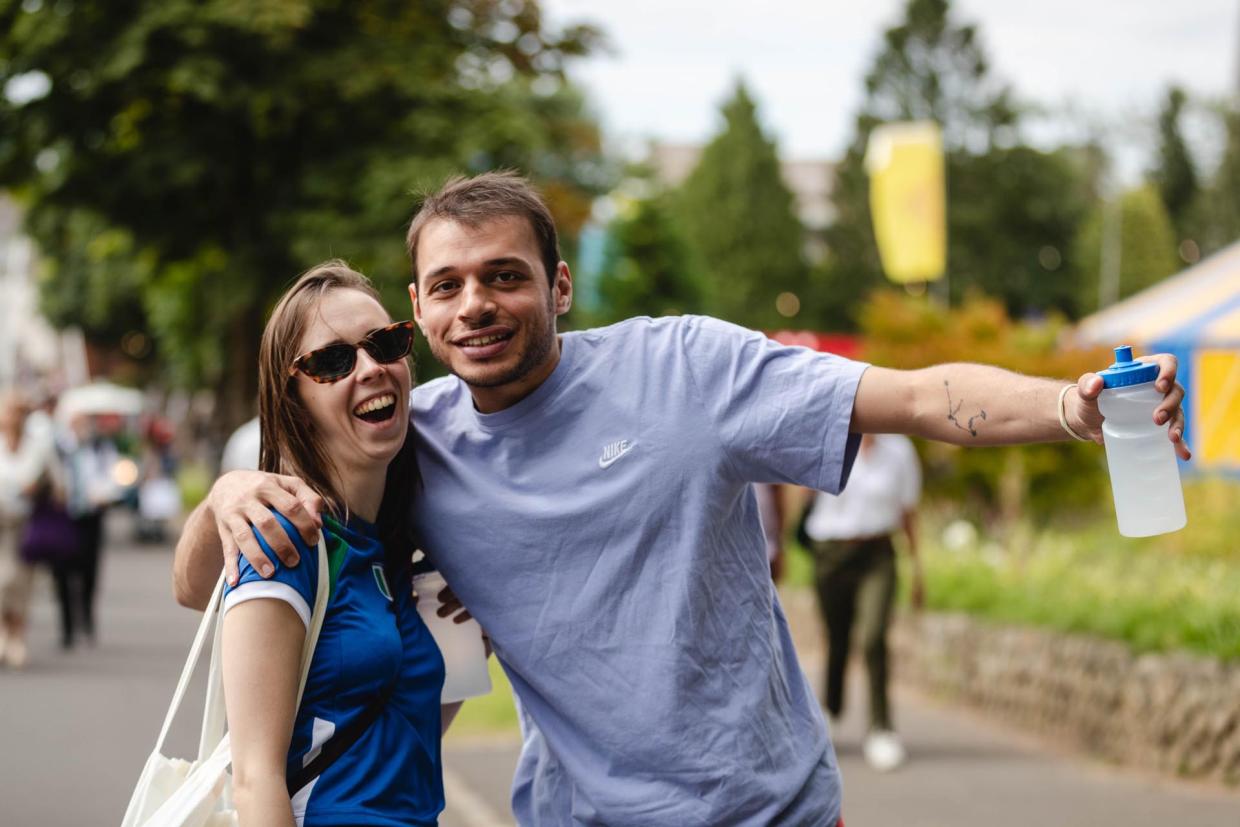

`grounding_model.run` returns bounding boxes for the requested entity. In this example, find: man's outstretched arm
[172,500,226,610]
[851,357,1190,459]
[172,471,325,610]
